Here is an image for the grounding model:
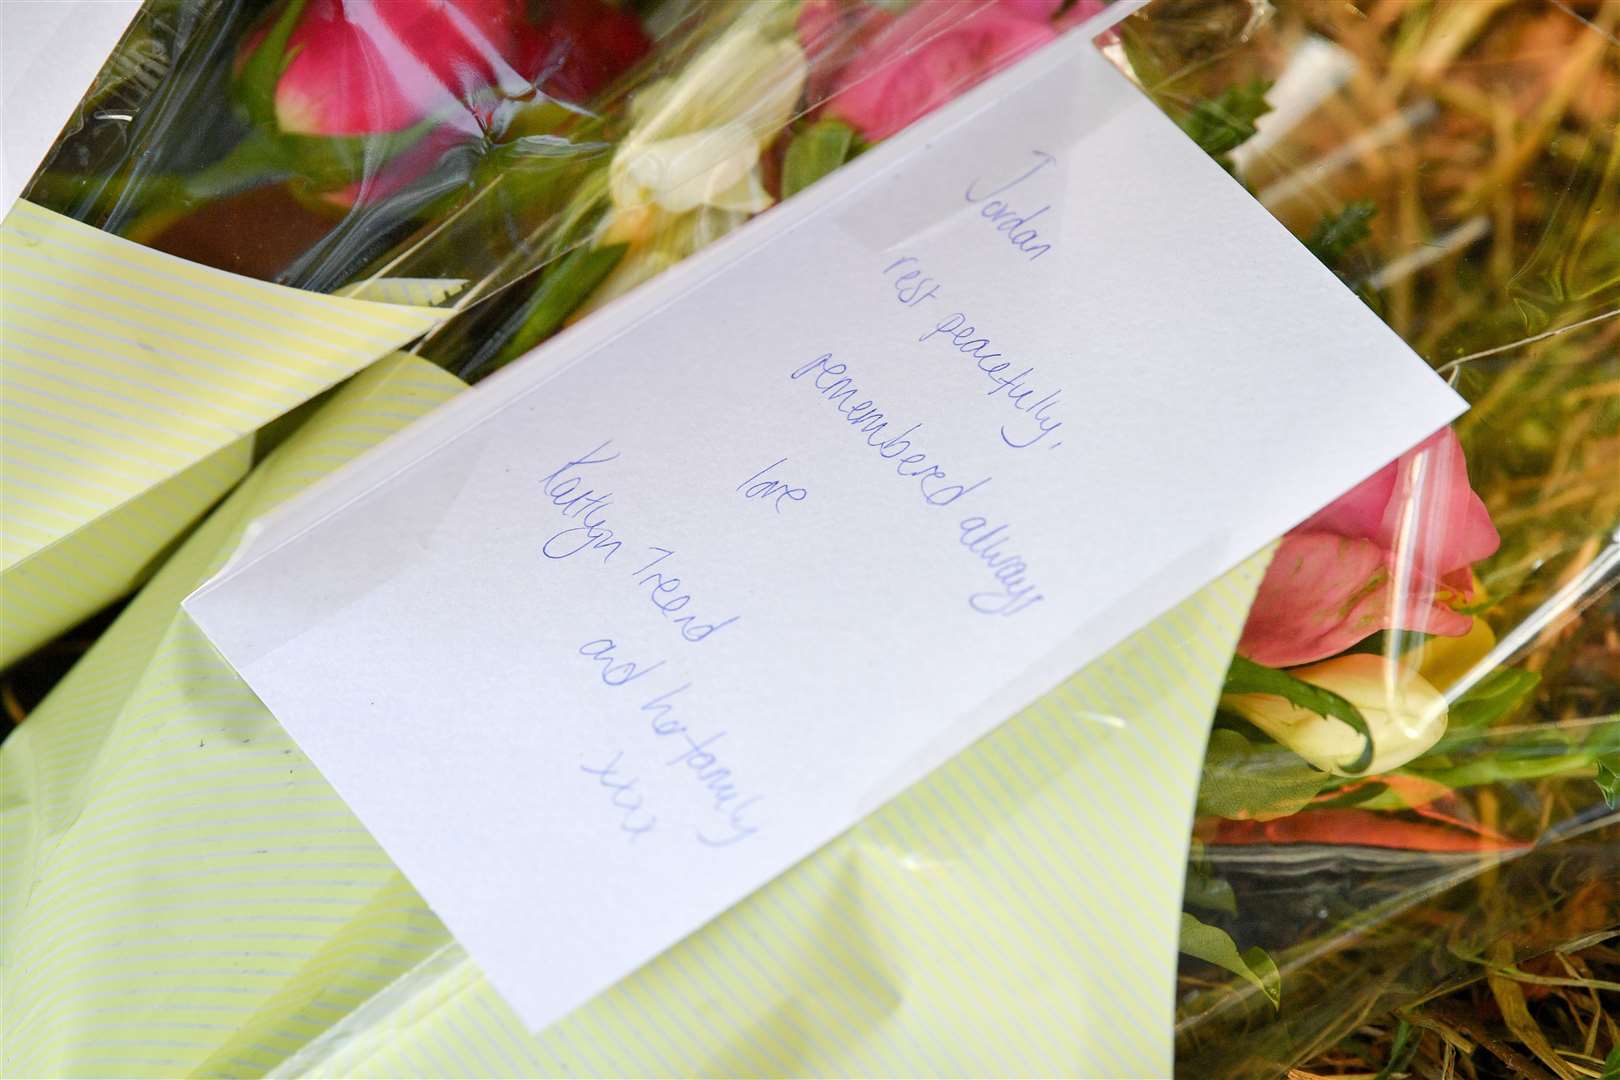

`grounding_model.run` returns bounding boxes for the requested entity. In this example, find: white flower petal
[612,124,760,214]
